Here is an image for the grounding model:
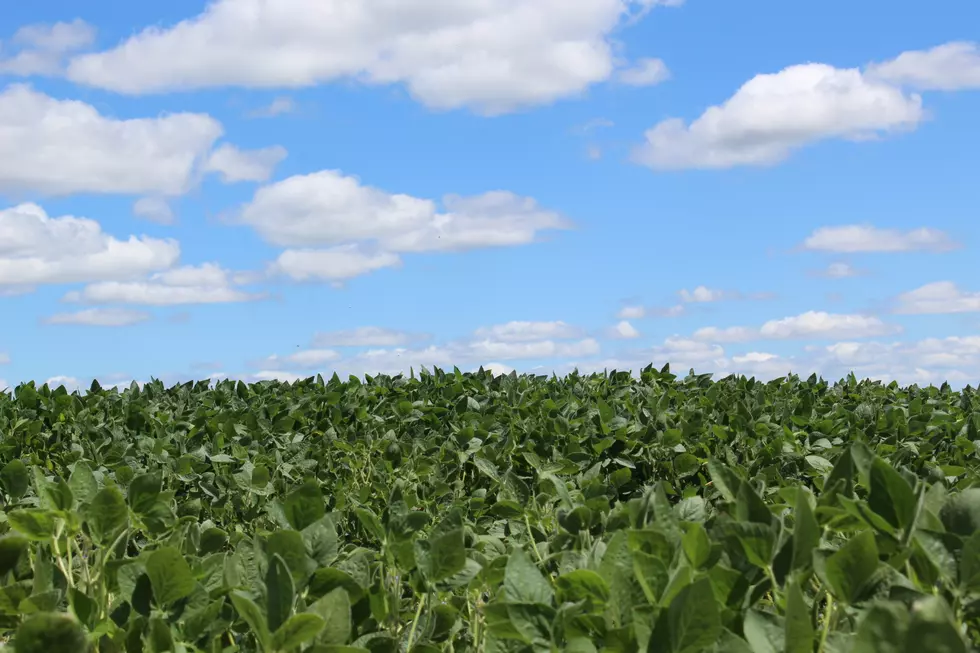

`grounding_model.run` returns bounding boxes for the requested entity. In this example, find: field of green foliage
[0,365,978,652]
